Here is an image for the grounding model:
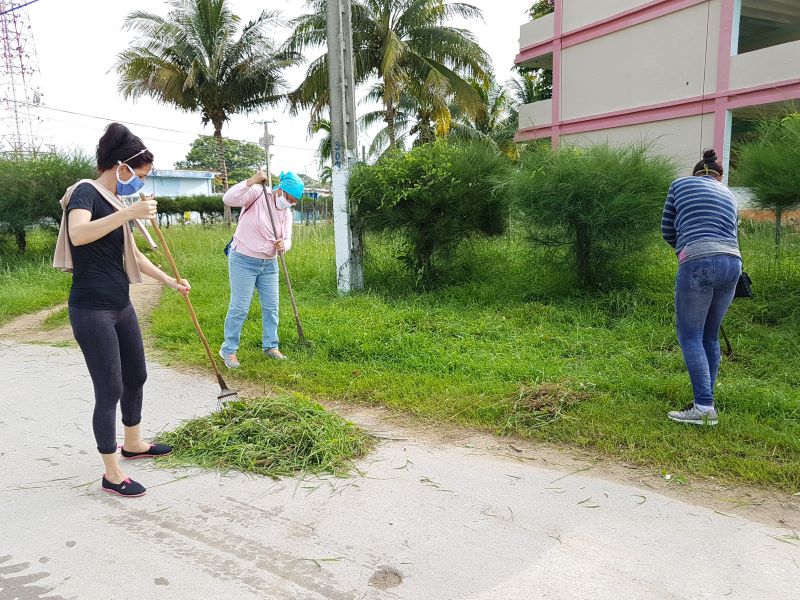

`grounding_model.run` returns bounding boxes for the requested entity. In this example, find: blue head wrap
[275,171,305,200]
